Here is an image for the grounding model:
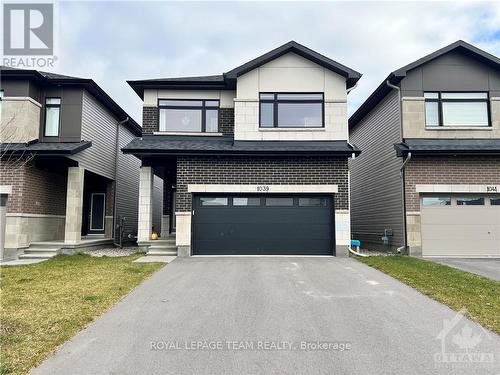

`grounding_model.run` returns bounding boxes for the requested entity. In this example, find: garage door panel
[193,194,334,255]
[421,196,500,257]
[421,239,500,257]
[422,224,499,241]
[421,207,499,225]
[194,239,331,255]
[195,223,332,240]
